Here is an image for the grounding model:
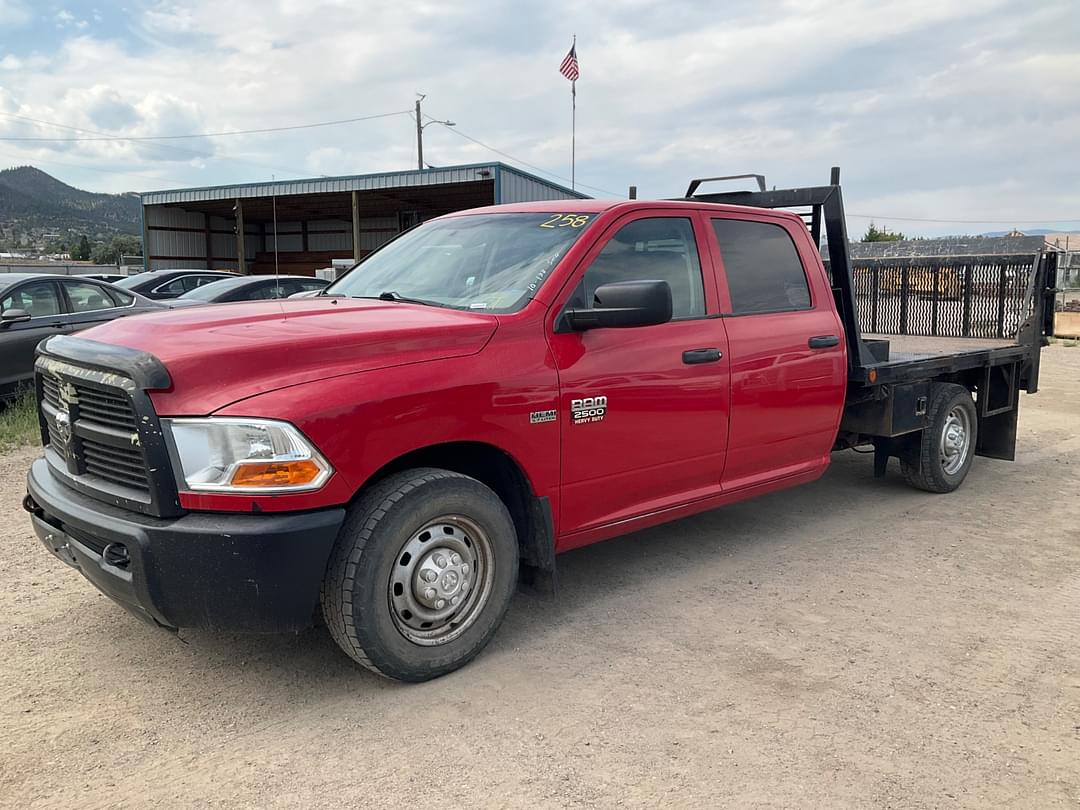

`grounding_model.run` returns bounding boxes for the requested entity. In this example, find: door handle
[808,335,840,349]
[682,348,723,364]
